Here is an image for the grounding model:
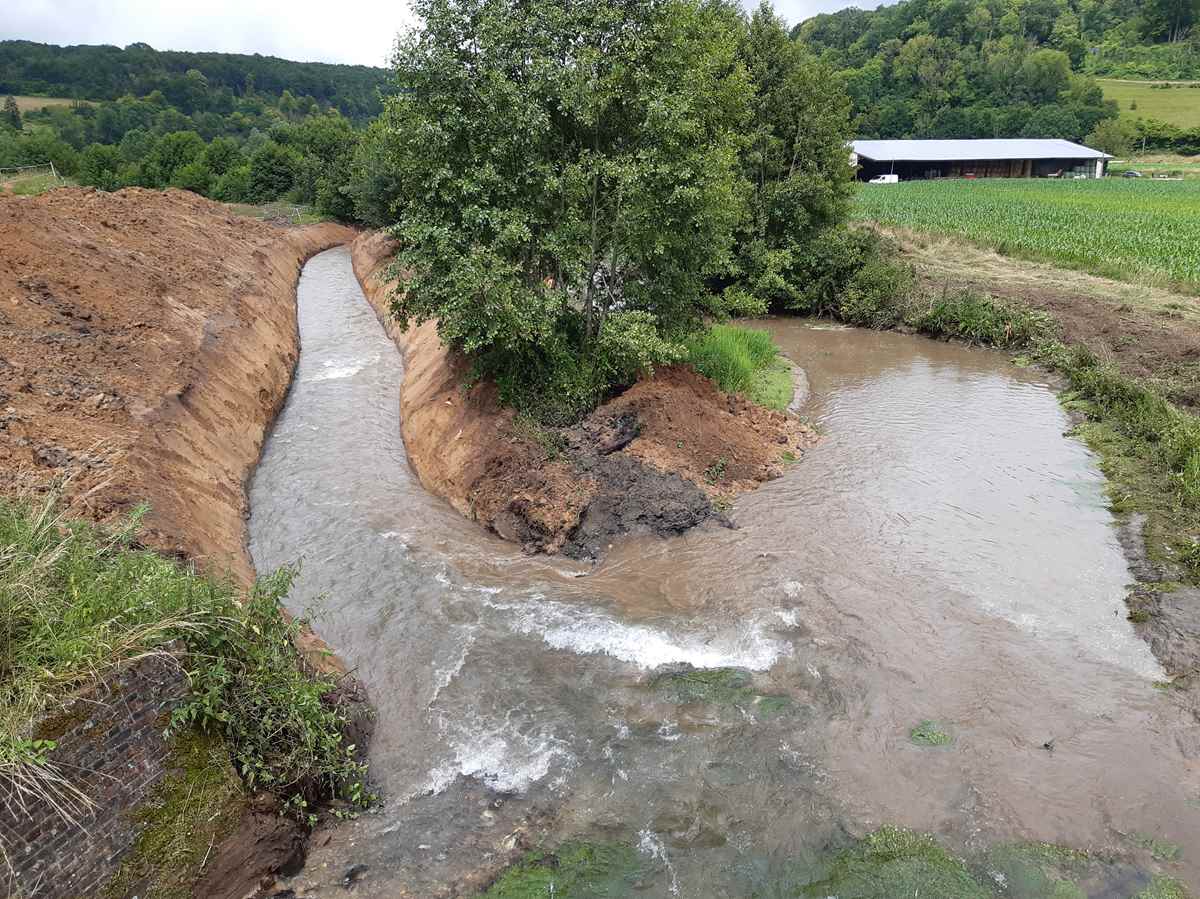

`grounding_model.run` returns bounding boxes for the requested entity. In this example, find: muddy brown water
[249,250,1199,896]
